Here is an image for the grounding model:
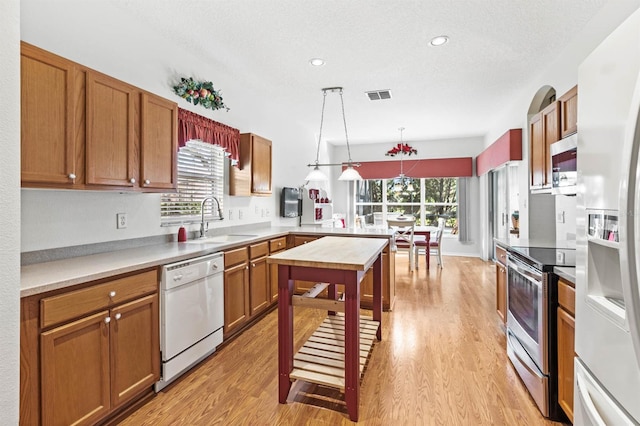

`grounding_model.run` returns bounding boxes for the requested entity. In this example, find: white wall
[0,0,21,421]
